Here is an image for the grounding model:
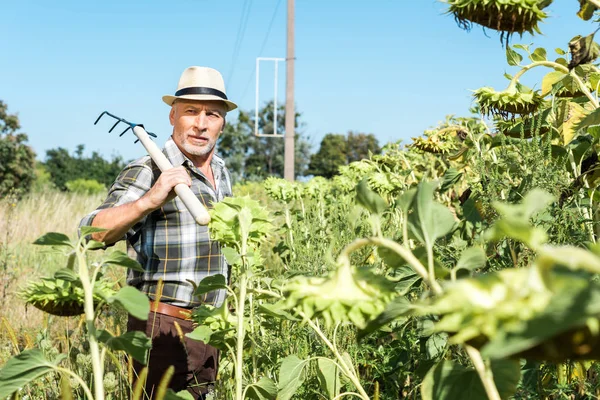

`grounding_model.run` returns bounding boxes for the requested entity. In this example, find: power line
[239,0,284,103]
[257,0,283,57]
[227,0,253,88]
